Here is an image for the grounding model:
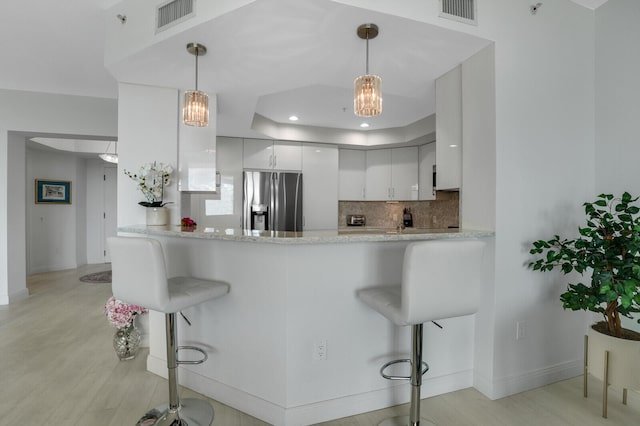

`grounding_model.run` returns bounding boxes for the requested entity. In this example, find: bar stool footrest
[177,345,208,365]
[380,358,429,381]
